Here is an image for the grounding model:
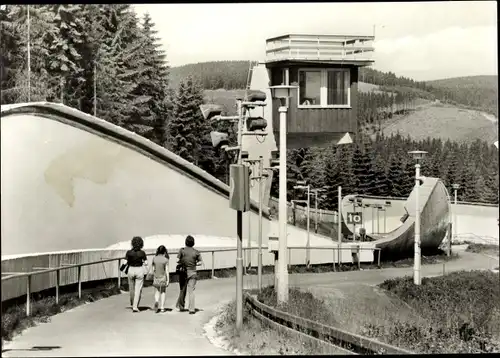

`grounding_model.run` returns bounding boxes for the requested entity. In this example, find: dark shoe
[189,311,195,315]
